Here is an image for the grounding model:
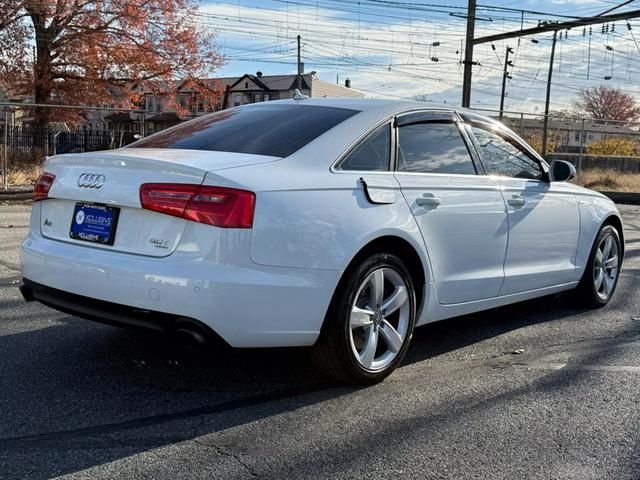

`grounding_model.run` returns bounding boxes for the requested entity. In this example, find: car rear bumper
[20,232,342,348]
[20,278,202,333]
